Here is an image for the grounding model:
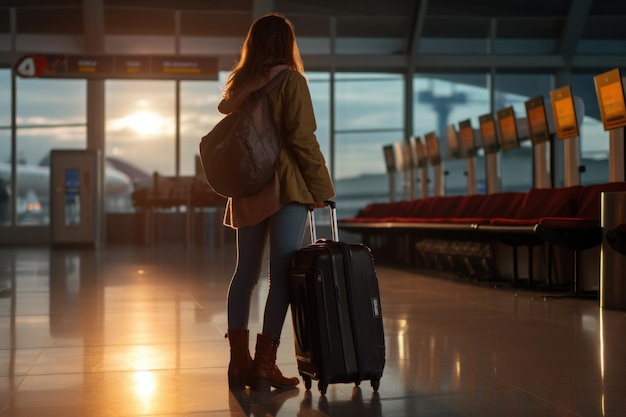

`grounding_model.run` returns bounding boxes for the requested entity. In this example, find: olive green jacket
[218,69,335,227]
[268,71,335,205]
